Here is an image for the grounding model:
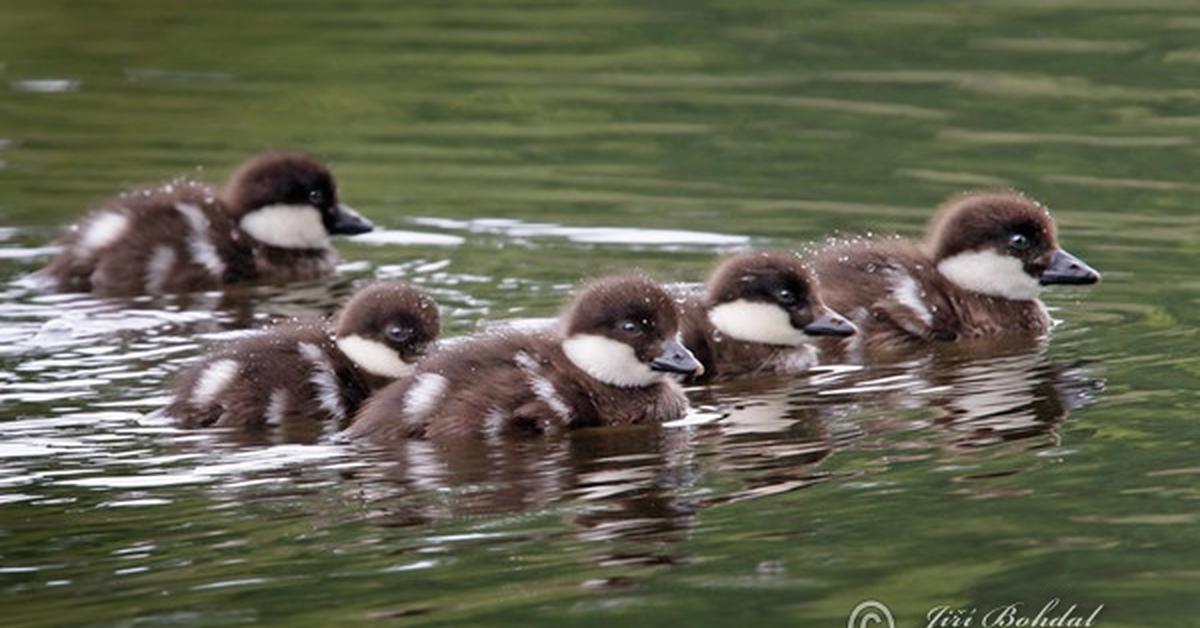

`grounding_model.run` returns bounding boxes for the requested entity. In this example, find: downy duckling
[34,152,373,296]
[341,275,703,442]
[678,250,855,381]
[808,191,1100,354]
[165,281,438,429]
